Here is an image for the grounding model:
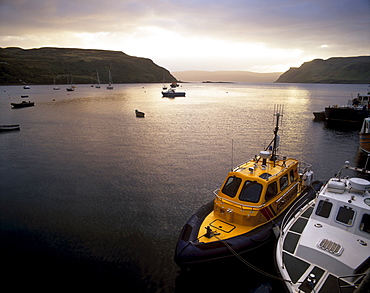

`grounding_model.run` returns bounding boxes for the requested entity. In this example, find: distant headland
[0,47,177,85]
[0,47,369,85]
[275,56,370,84]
